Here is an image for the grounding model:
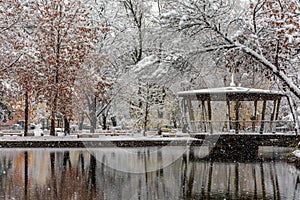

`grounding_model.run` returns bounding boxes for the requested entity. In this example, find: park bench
[0,130,23,136]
